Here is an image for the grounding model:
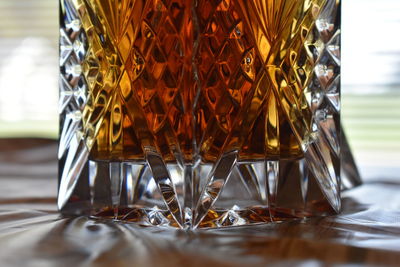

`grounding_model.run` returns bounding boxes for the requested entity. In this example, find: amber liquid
[80,0,320,163]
